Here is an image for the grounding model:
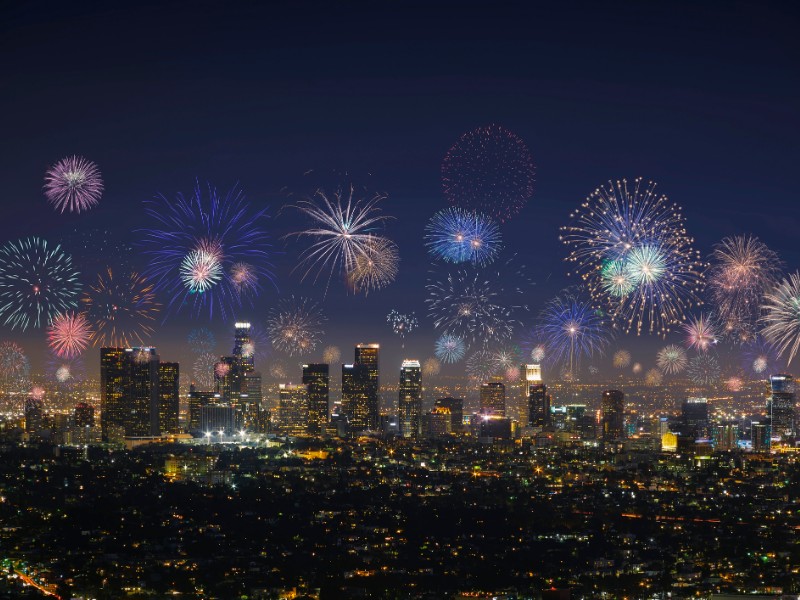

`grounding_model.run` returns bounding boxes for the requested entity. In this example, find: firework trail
[192,353,216,389]
[645,368,663,386]
[425,207,501,266]
[466,350,498,382]
[323,345,341,364]
[387,310,418,341]
[44,155,104,214]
